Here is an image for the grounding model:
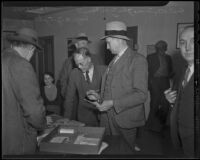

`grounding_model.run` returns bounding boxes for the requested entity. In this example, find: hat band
[77,36,89,41]
[105,30,127,37]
